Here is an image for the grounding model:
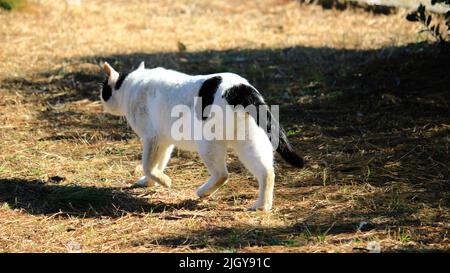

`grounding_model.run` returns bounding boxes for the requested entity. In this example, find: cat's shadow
[0,178,203,218]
